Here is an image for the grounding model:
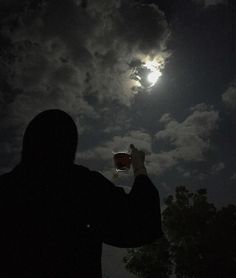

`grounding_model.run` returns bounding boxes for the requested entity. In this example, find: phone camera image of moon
[130,61,162,89]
